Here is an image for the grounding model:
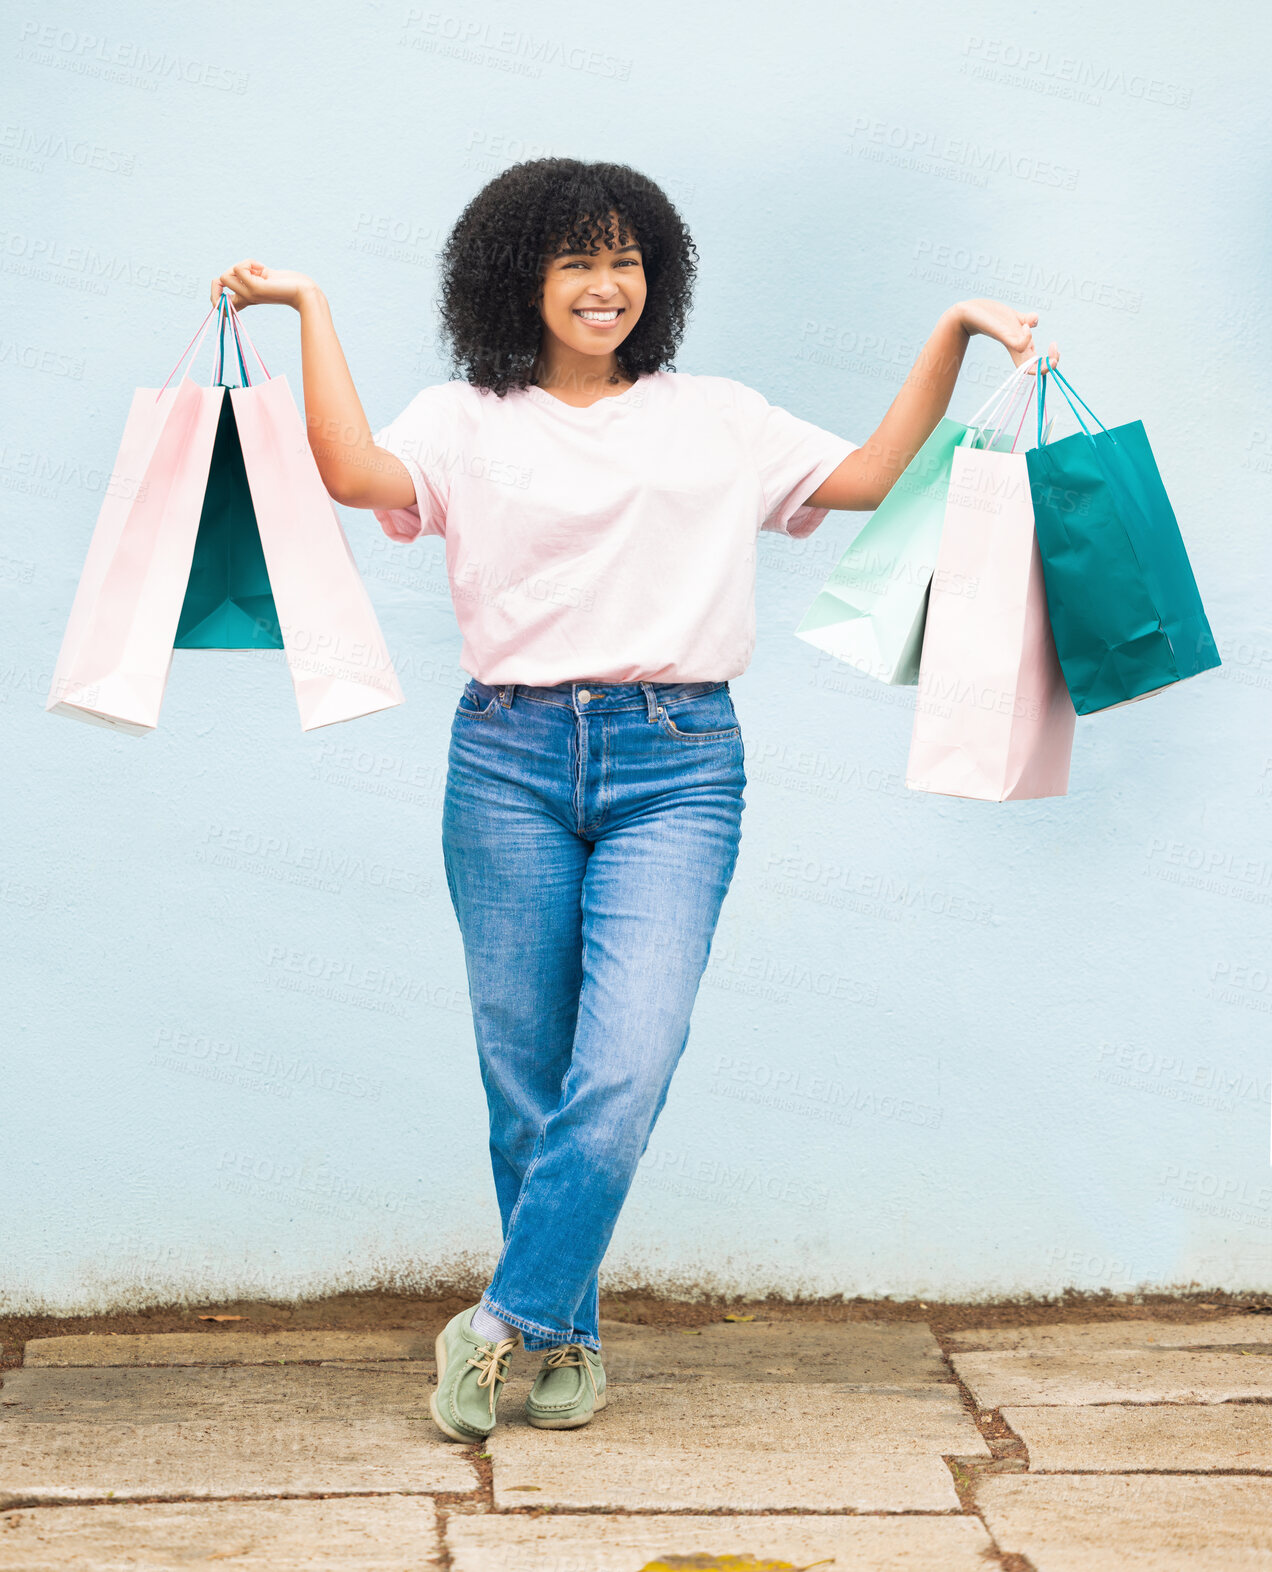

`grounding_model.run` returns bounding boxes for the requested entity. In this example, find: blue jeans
[441,677,747,1353]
